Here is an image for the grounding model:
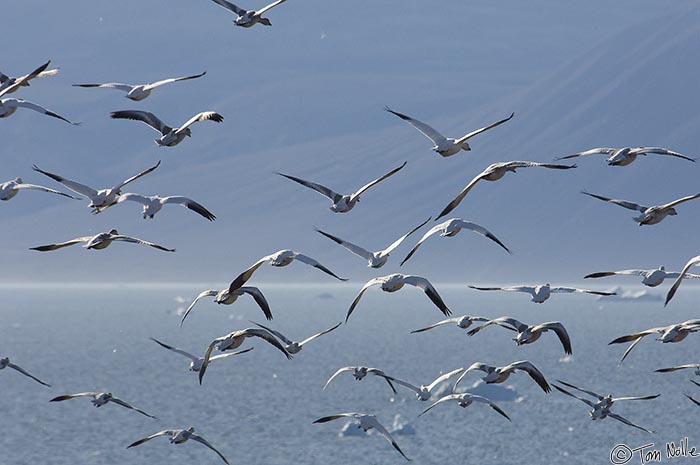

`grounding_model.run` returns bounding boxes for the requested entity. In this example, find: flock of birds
[4,1,700,463]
